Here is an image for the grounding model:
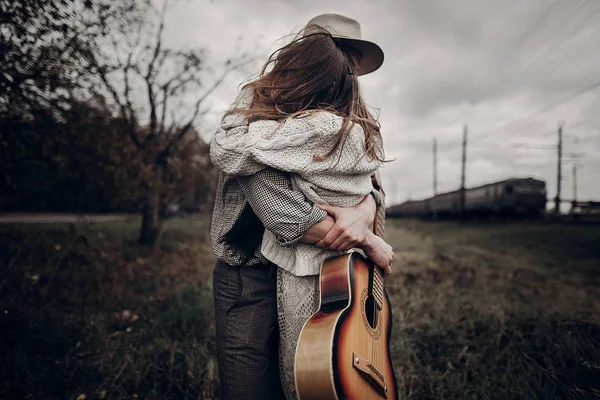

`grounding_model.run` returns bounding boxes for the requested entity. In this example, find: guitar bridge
[352,353,388,398]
